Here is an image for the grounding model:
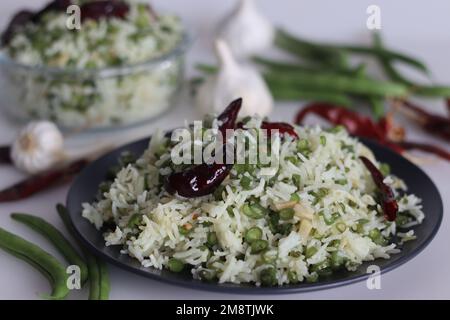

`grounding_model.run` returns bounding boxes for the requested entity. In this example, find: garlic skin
[196,39,273,118]
[10,121,65,174]
[219,0,274,58]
